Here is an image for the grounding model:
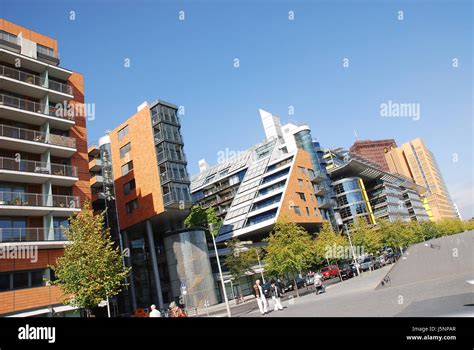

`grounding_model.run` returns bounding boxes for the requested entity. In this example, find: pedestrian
[314,273,326,295]
[253,279,268,315]
[149,304,161,318]
[169,301,187,318]
[270,279,284,312]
